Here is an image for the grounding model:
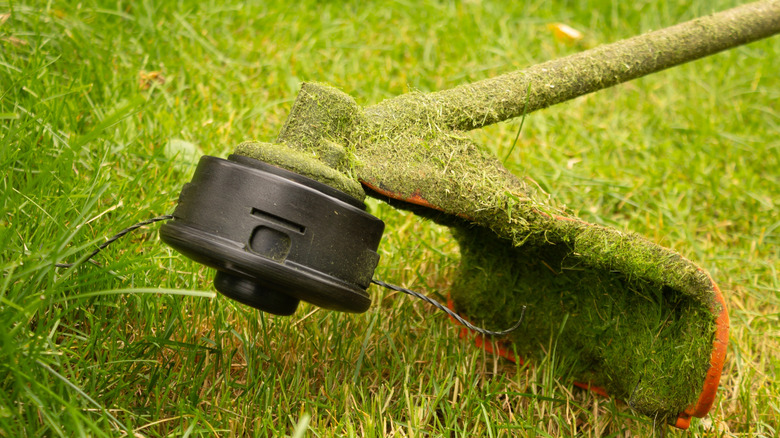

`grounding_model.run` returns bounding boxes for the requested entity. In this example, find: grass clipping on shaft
[235,82,719,422]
